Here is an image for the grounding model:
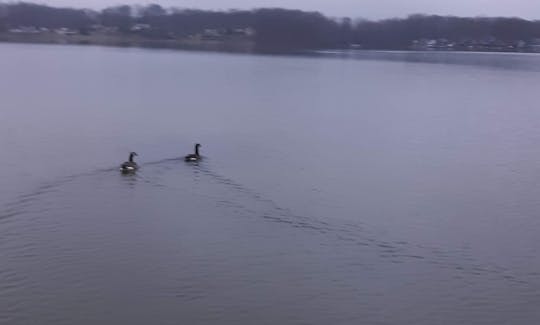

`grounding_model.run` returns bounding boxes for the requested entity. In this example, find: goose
[121,152,138,172]
[184,143,201,162]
